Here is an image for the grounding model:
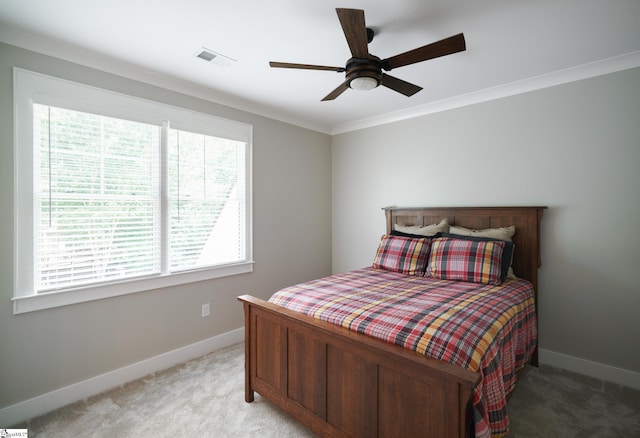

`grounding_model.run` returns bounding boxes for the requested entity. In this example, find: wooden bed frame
[238,206,545,437]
